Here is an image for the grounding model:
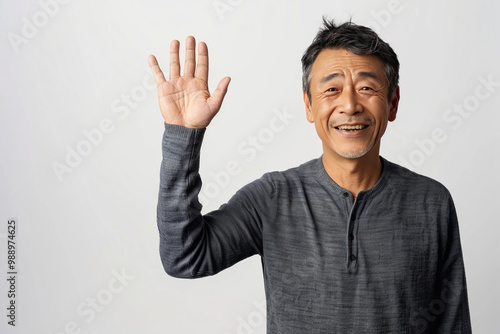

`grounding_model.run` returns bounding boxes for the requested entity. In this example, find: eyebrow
[357,71,383,82]
[319,71,383,84]
[319,72,343,83]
